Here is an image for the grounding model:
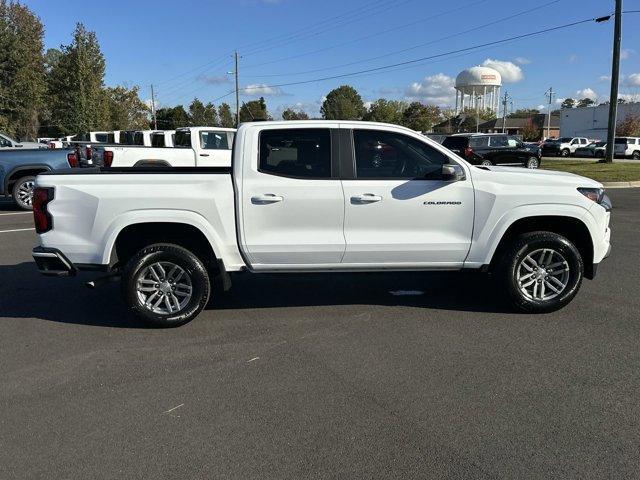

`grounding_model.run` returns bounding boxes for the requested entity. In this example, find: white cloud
[243,83,287,96]
[620,49,634,60]
[481,58,524,83]
[599,75,612,83]
[619,93,640,102]
[536,104,546,110]
[555,98,565,105]
[576,88,598,101]
[624,73,640,87]
[569,54,578,63]
[514,57,531,65]
[405,73,455,105]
